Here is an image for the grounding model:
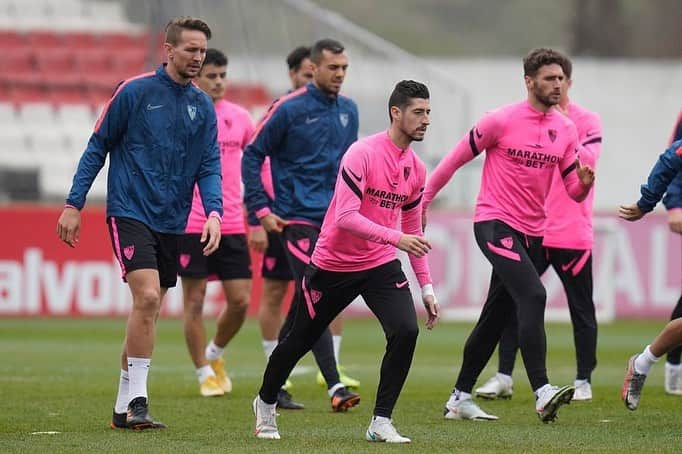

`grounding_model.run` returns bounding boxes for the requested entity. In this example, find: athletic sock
[127,357,150,401]
[634,345,660,375]
[114,369,129,413]
[496,372,513,386]
[262,340,277,360]
[447,389,472,407]
[205,340,224,361]
[196,365,215,384]
[332,335,342,364]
